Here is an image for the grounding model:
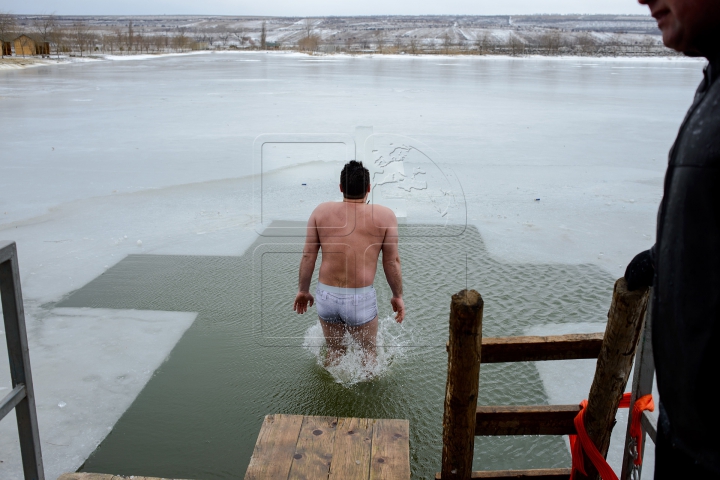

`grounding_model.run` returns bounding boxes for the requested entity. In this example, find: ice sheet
[0,308,196,480]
